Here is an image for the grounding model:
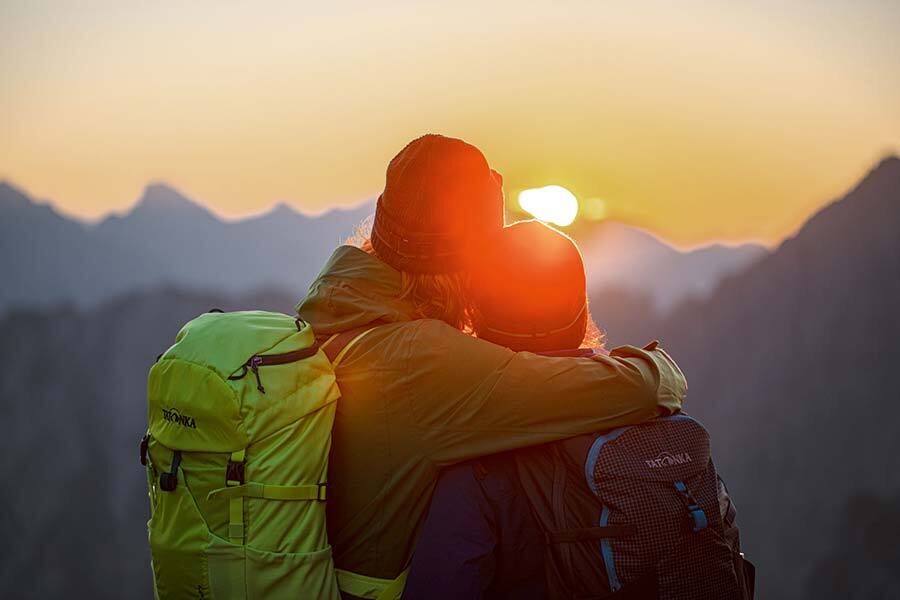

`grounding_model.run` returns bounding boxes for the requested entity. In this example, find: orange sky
[1,1,898,245]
